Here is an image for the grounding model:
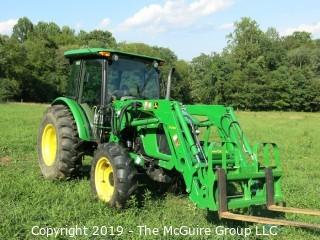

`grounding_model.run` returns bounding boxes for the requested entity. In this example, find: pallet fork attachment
[265,168,320,217]
[217,168,320,230]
